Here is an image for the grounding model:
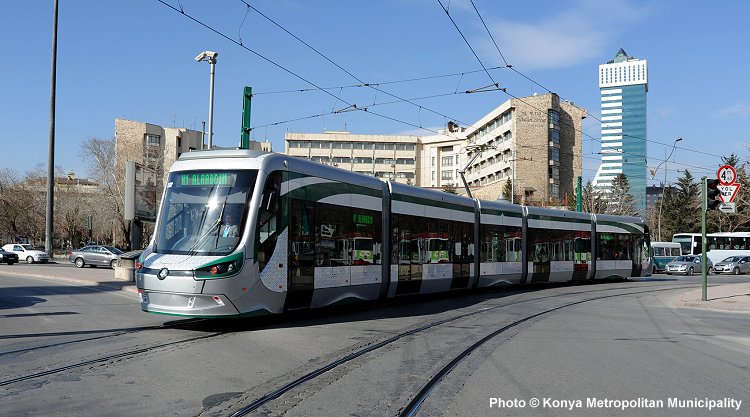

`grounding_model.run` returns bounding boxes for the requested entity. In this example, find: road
[0,267,748,416]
